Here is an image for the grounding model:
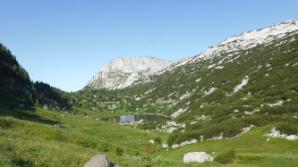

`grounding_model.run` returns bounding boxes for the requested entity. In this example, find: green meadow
[0,107,297,167]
